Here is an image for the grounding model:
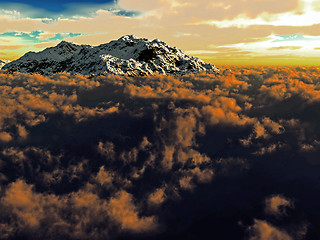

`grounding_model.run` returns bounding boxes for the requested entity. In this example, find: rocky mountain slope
[2,35,219,76]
